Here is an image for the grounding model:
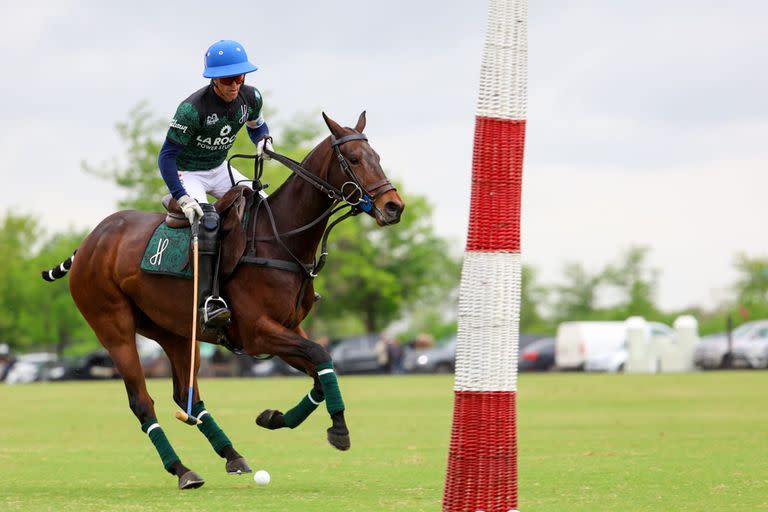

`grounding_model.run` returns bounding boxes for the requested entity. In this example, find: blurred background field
[2,372,766,511]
